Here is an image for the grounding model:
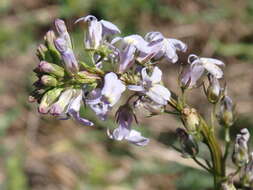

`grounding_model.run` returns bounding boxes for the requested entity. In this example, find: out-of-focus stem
[200,117,223,189]
[222,126,231,176]
[192,156,212,173]
[211,103,217,130]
